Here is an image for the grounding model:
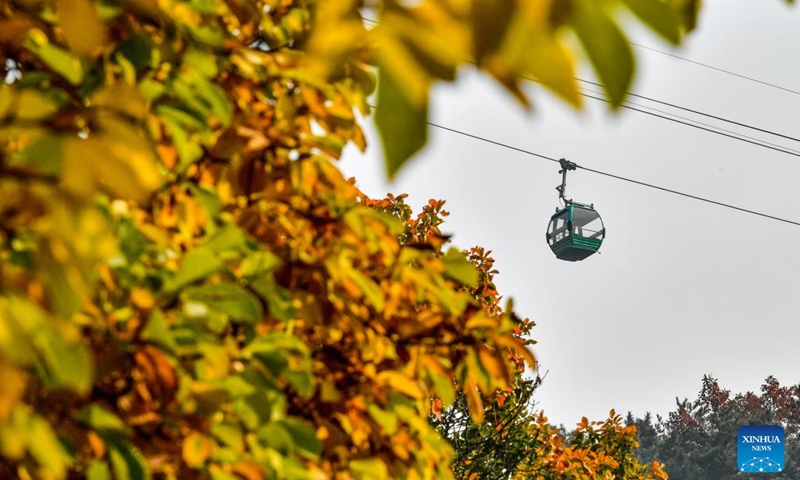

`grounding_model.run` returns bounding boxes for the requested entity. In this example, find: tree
[434,377,670,479]
[629,375,800,480]
[0,0,712,479]
[428,244,667,480]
